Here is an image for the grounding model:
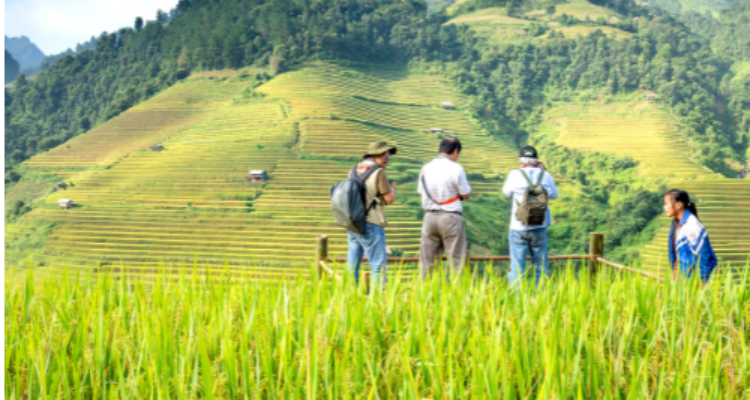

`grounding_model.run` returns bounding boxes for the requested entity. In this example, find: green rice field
[5,264,749,398]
